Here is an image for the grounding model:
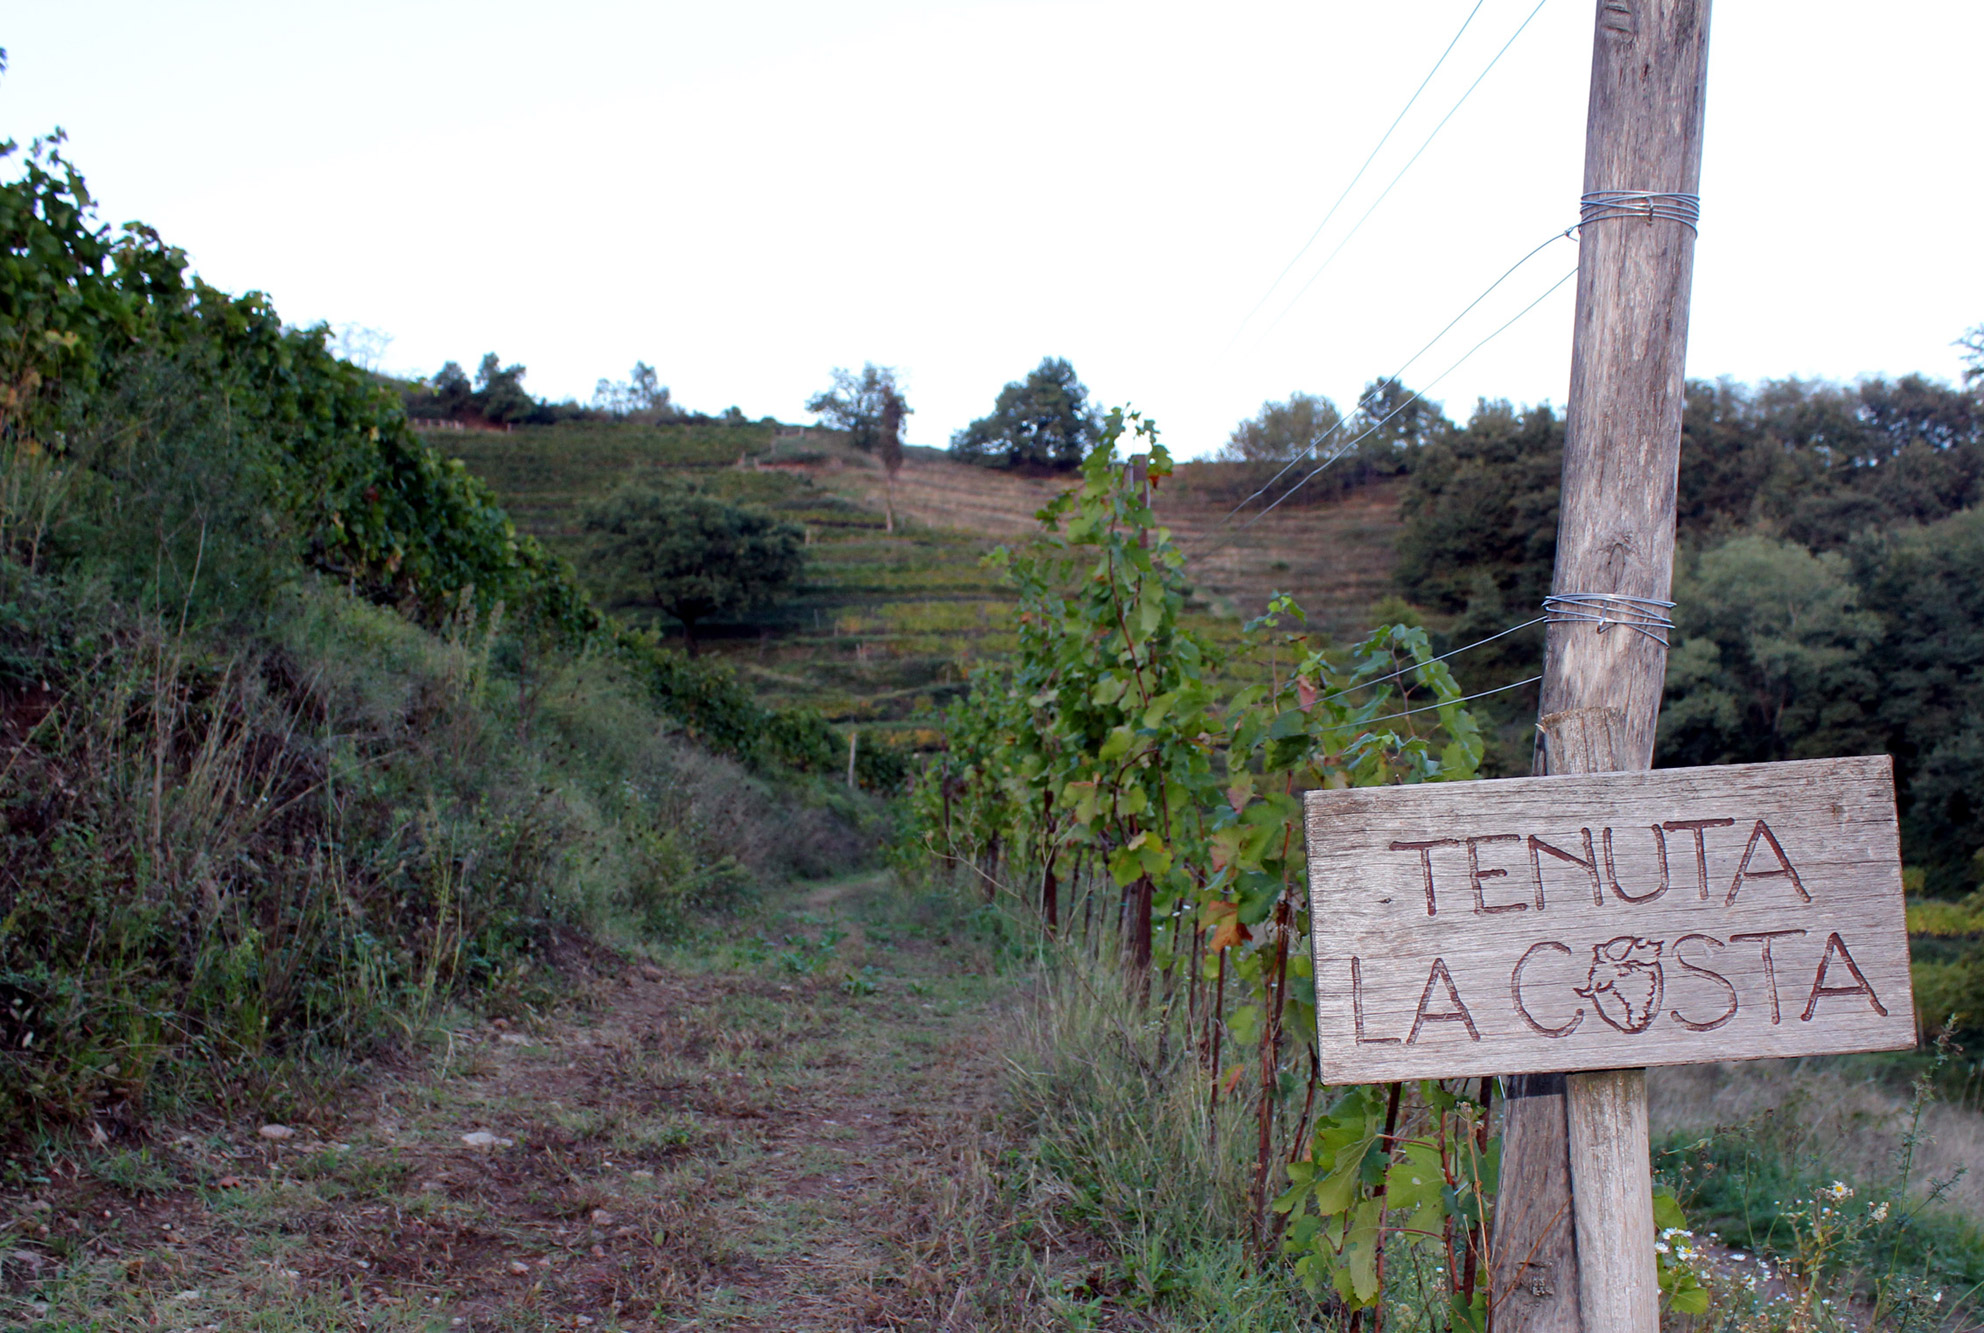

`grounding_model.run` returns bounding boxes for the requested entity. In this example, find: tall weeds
[0,562,876,1139]
[959,905,1337,1330]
